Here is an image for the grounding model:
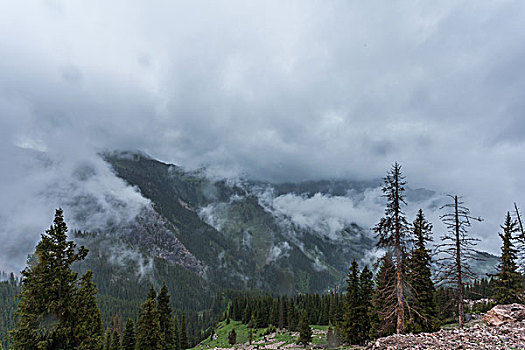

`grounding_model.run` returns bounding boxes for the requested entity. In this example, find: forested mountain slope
[104,152,376,294]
